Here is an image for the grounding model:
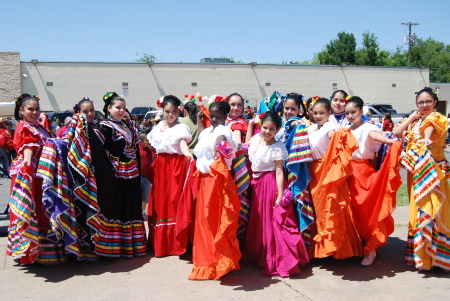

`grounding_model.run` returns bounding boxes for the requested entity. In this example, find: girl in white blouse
[345,97,398,267]
[147,95,193,257]
[244,112,308,277]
